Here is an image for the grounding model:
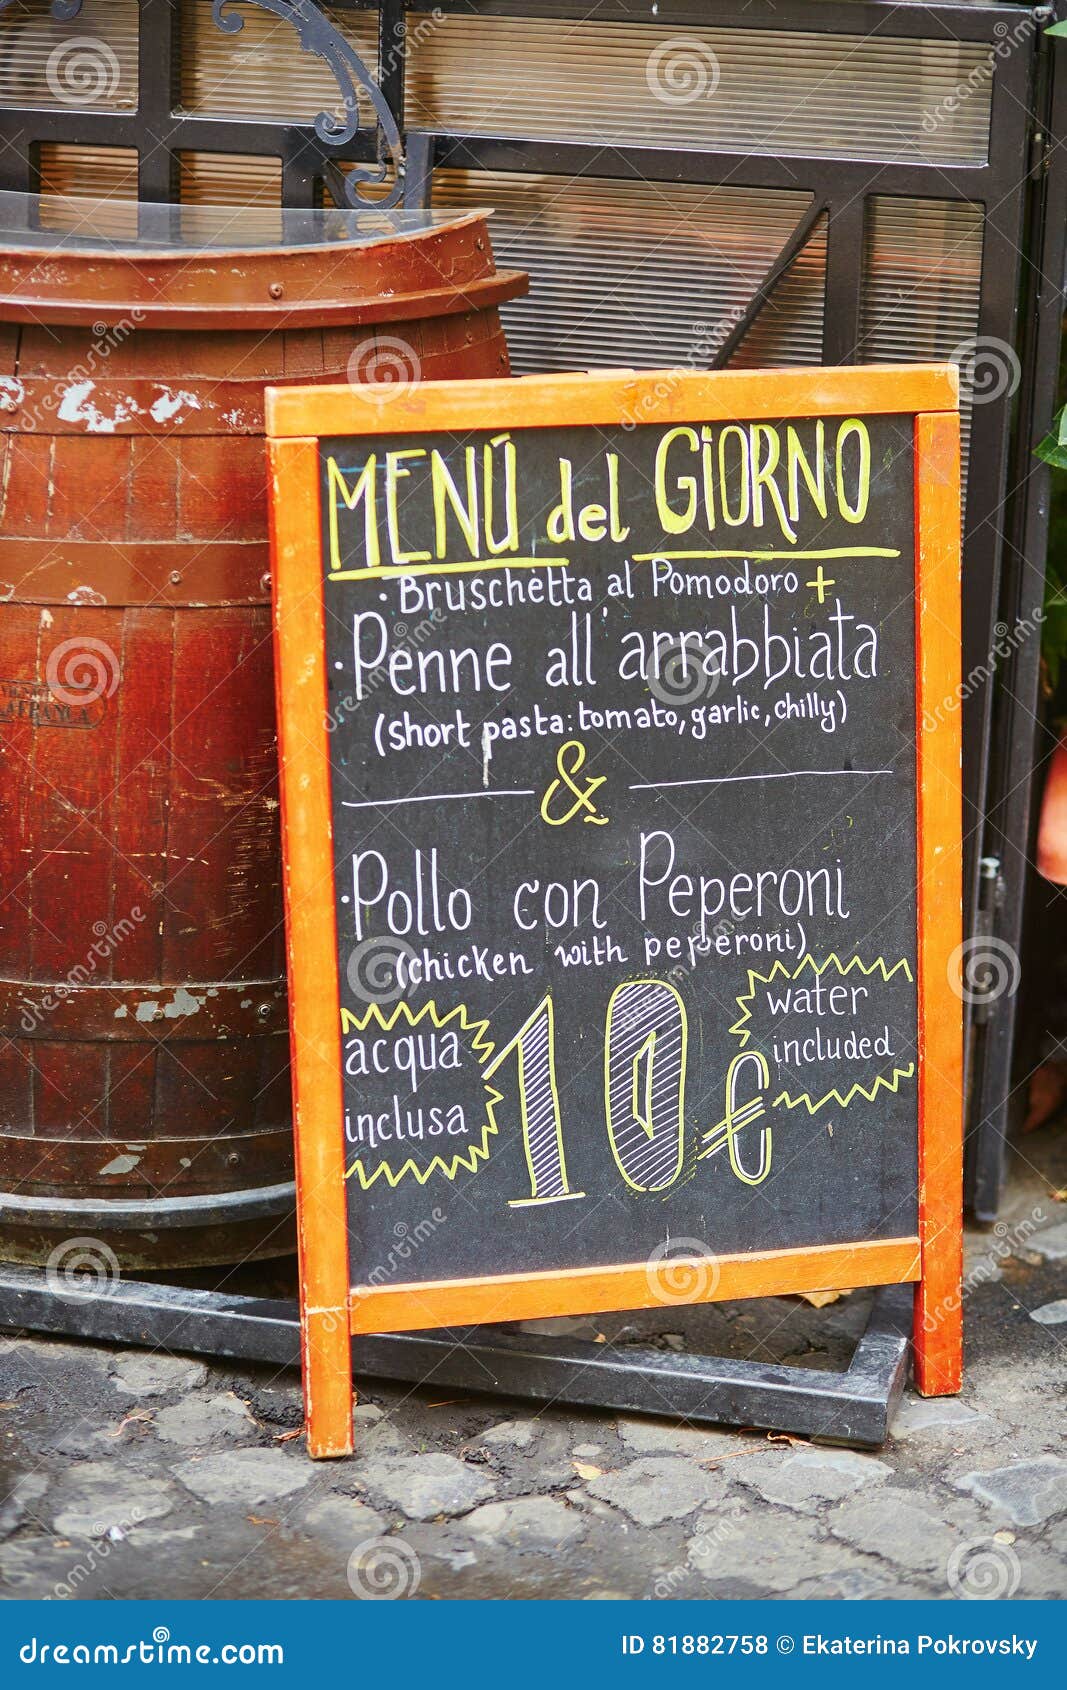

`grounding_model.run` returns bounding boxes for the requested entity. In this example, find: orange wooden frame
[267,366,963,1459]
